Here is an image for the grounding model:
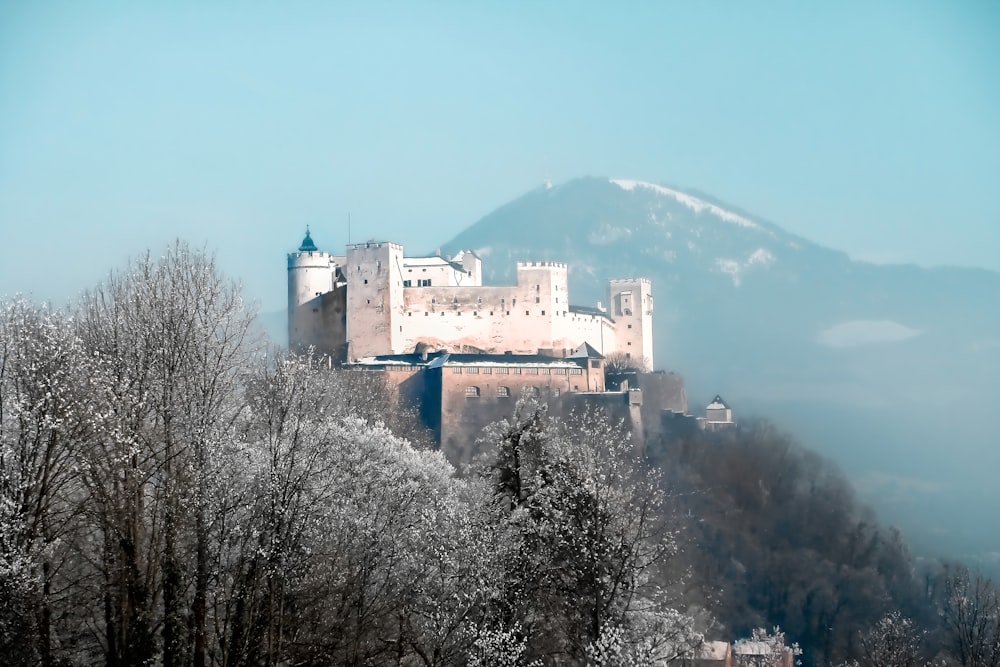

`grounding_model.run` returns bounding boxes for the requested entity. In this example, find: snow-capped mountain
[441,176,1000,564]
